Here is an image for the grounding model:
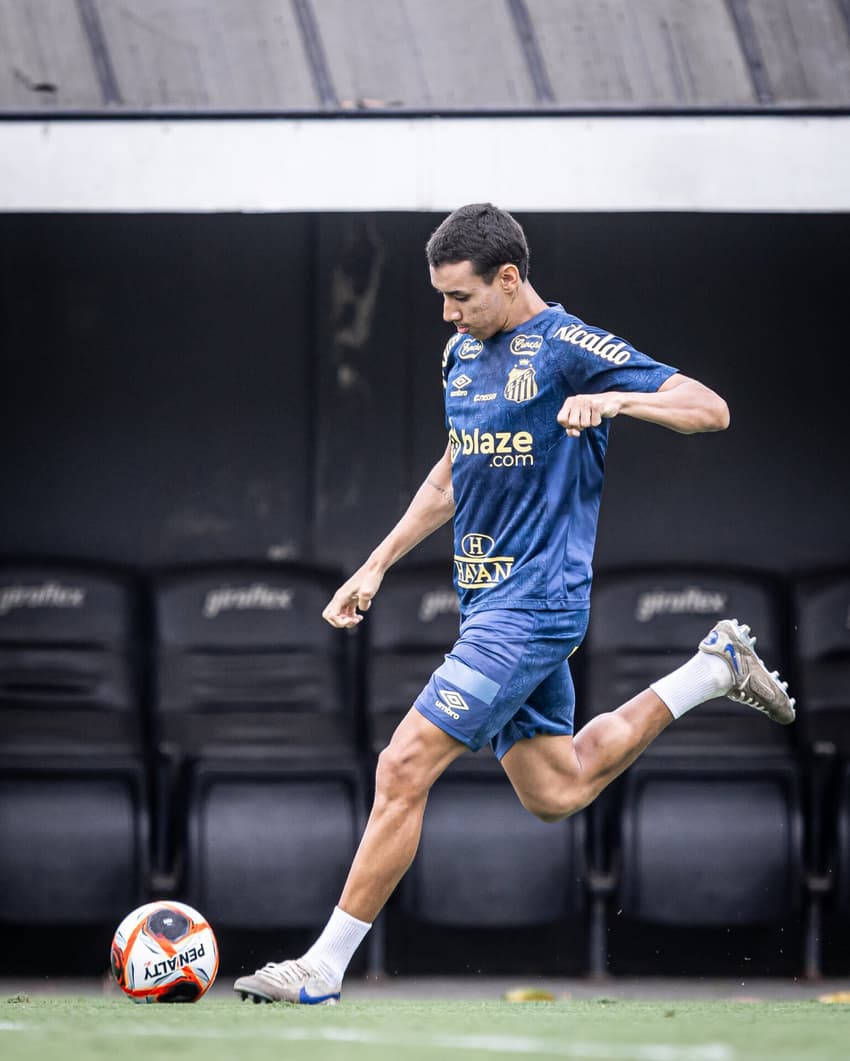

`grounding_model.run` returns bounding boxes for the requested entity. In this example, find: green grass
[2,996,849,1061]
